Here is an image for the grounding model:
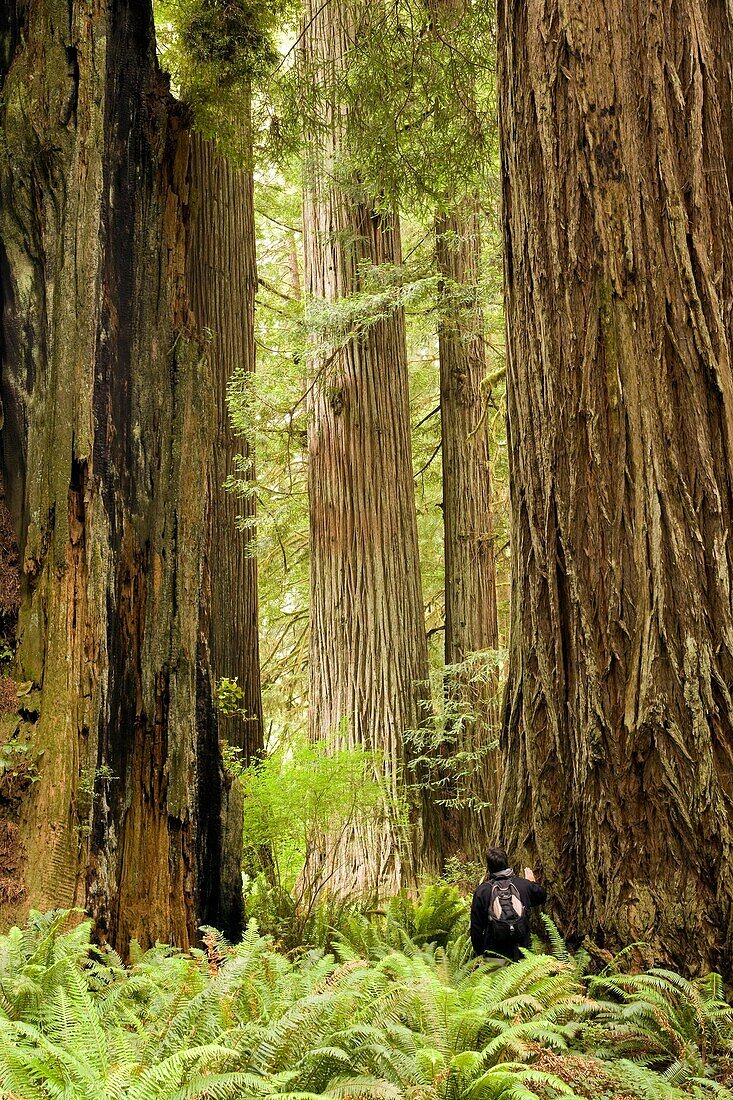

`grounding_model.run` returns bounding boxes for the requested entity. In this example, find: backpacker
[485,876,529,950]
